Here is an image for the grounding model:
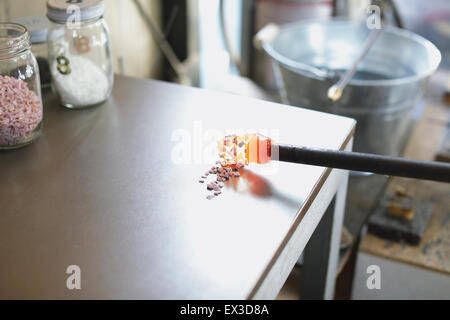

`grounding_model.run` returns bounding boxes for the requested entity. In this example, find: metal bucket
[263,19,441,156]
